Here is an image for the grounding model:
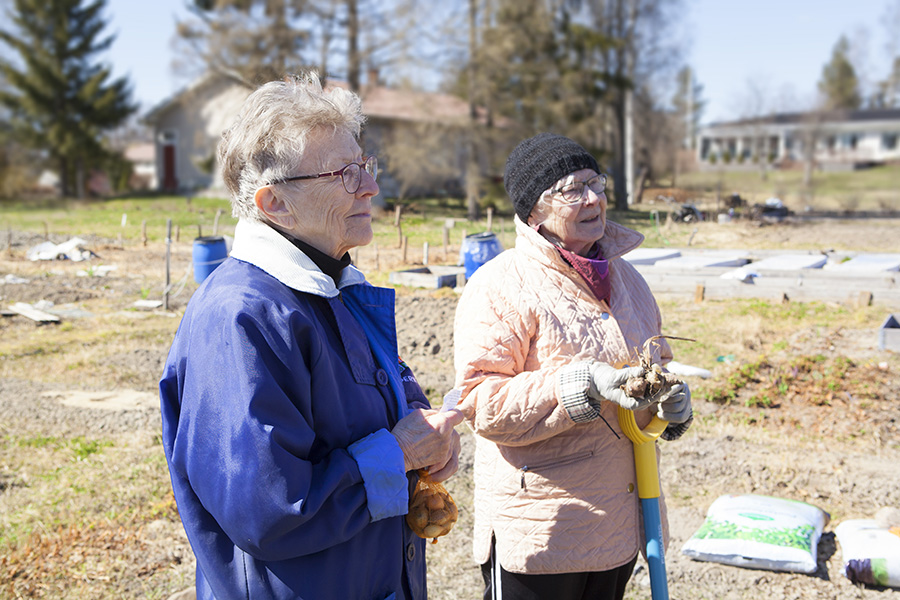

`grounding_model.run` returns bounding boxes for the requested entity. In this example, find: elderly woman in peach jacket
[453,133,692,600]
